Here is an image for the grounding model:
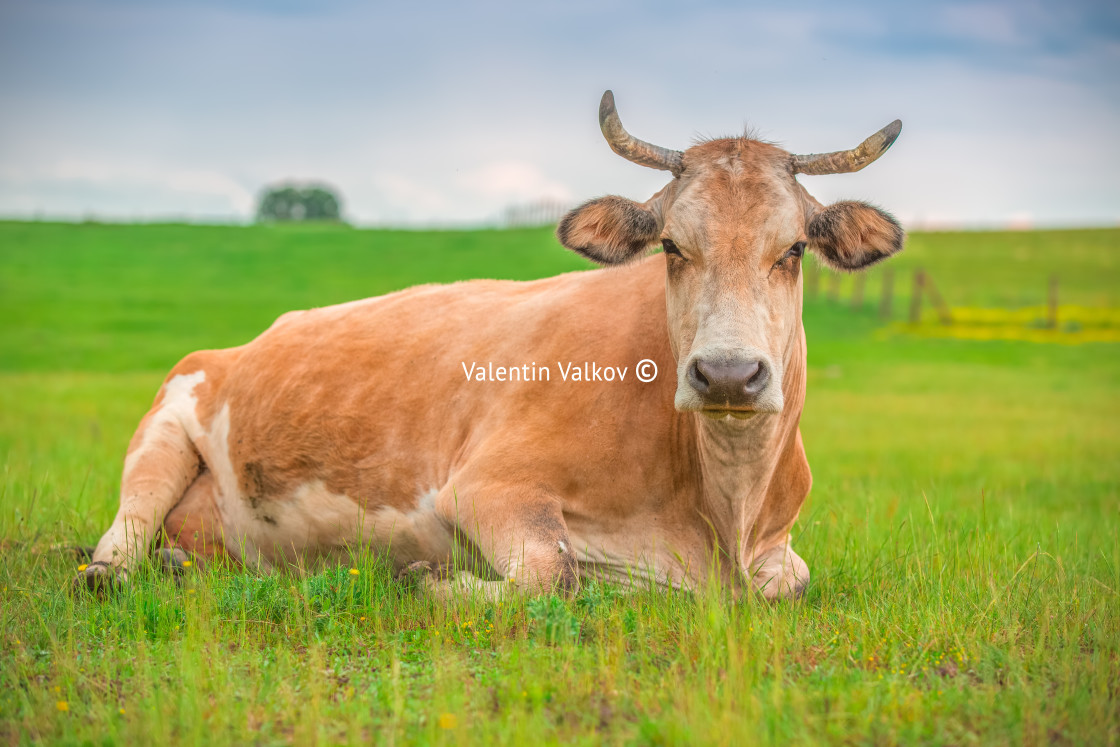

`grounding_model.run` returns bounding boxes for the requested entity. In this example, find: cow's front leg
[415,480,579,600]
[749,536,809,600]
